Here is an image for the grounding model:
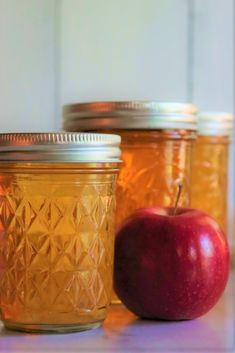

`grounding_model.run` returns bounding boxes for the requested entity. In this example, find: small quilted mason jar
[0,132,121,333]
[63,101,198,227]
[191,112,233,232]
